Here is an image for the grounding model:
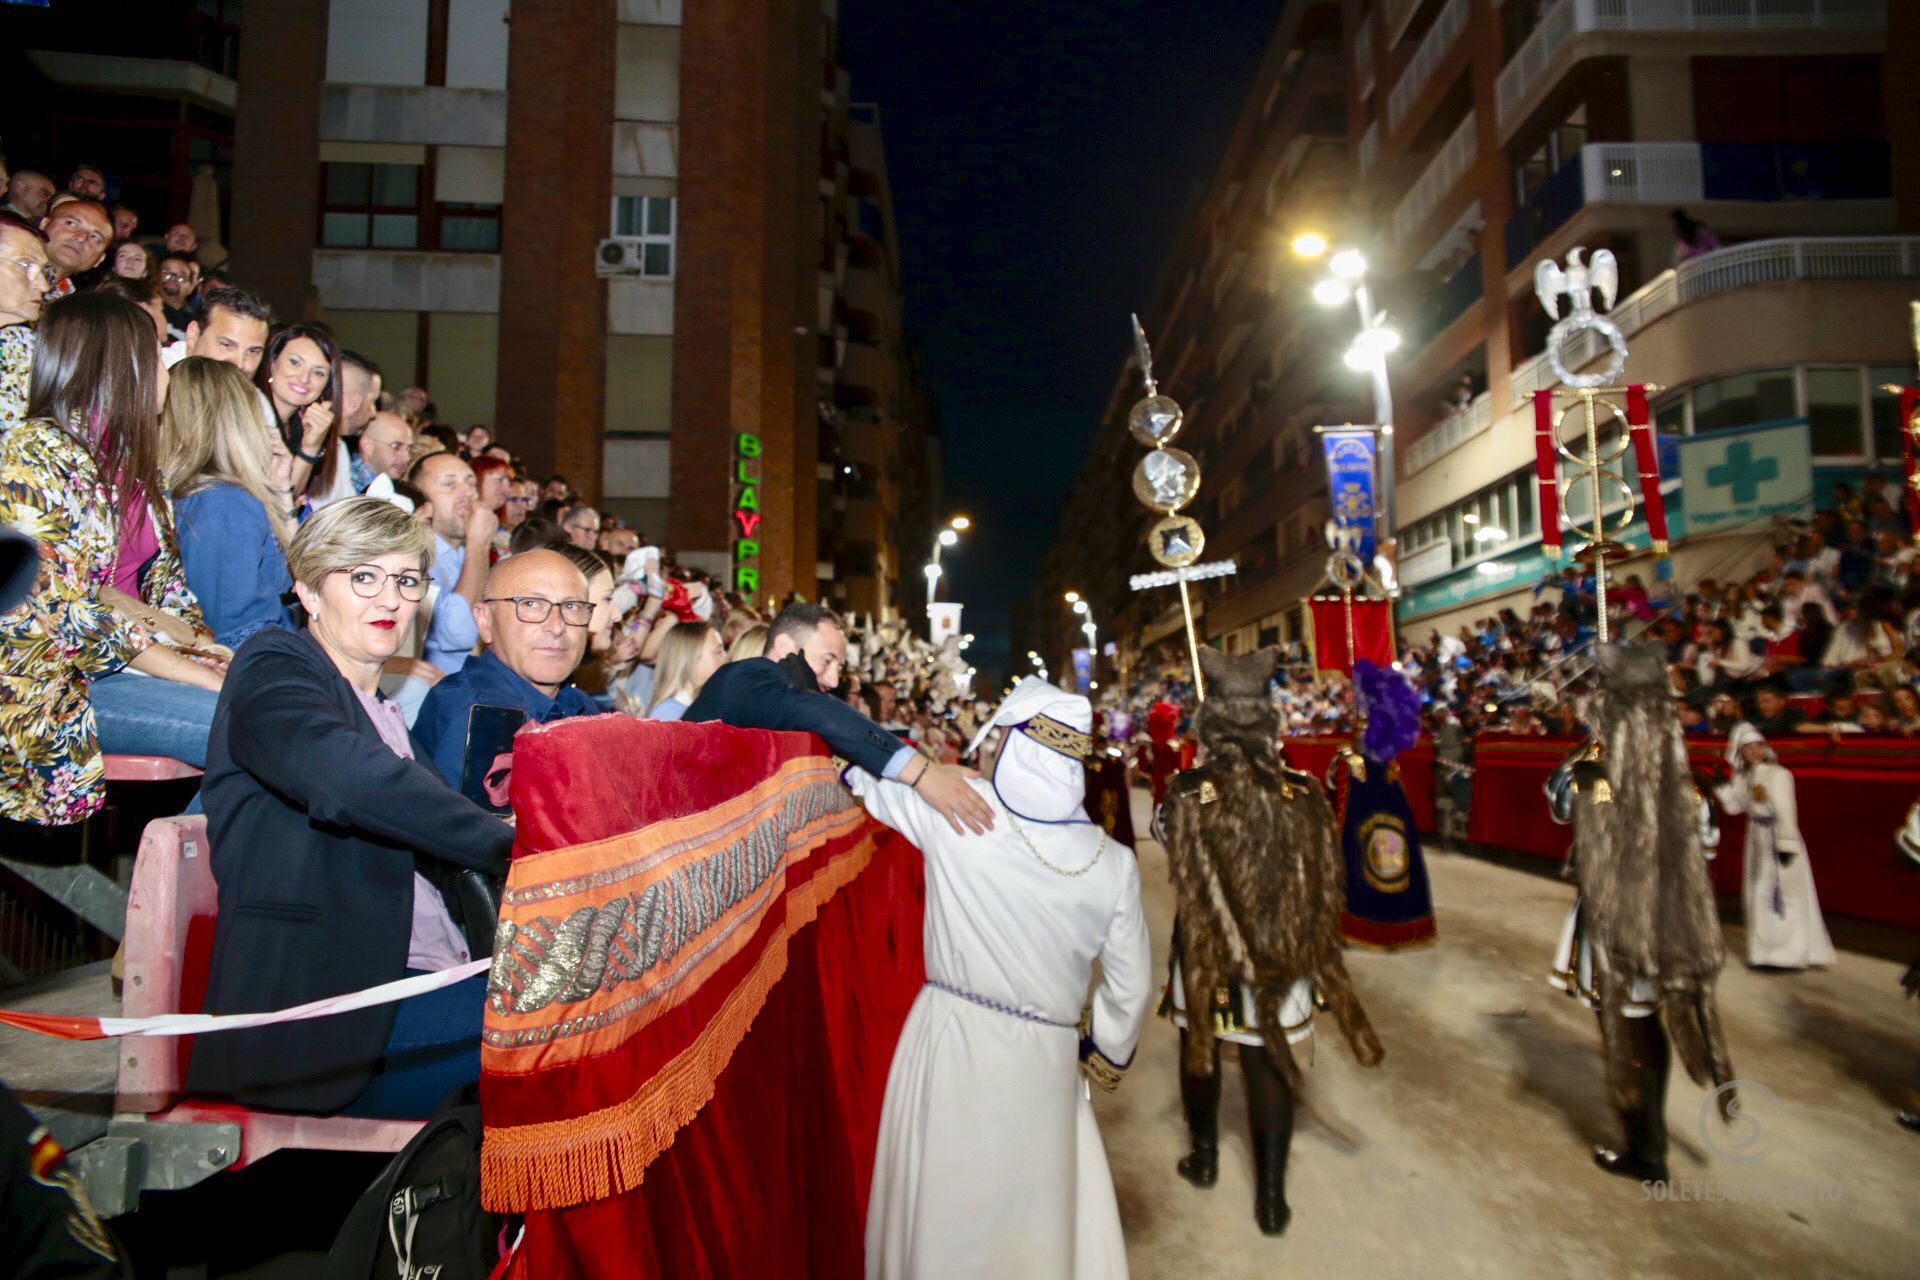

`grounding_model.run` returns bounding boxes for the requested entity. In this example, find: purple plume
[1354,659,1421,763]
